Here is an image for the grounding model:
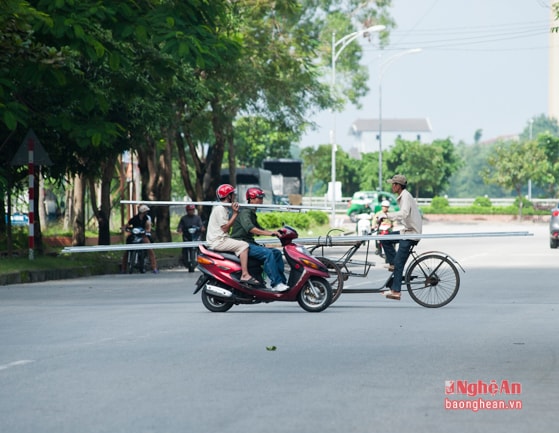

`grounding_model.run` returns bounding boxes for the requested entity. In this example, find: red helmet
[186,204,196,211]
[246,187,265,201]
[216,184,236,199]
